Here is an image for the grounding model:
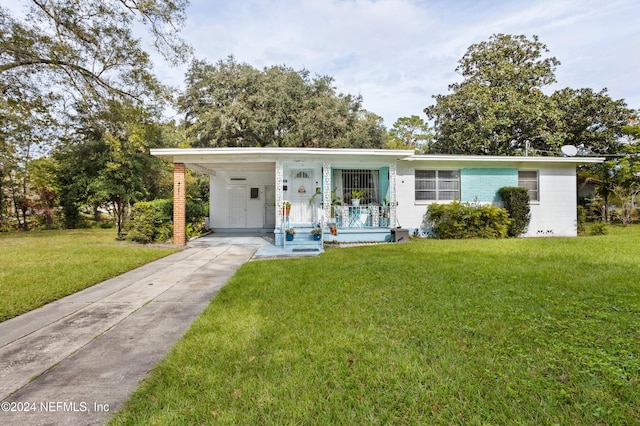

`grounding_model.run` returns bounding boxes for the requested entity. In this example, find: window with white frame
[518,170,539,201]
[415,170,460,201]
